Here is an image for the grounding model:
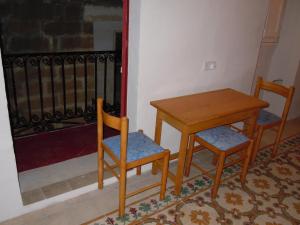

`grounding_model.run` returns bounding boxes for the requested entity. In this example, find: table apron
[186,108,260,134]
[158,110,186,132]
[158,108,259,135]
